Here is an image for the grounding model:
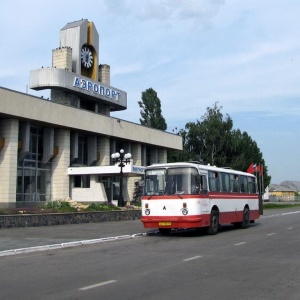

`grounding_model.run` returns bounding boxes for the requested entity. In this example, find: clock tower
[59,20,99,81]
[30,19,127,115]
